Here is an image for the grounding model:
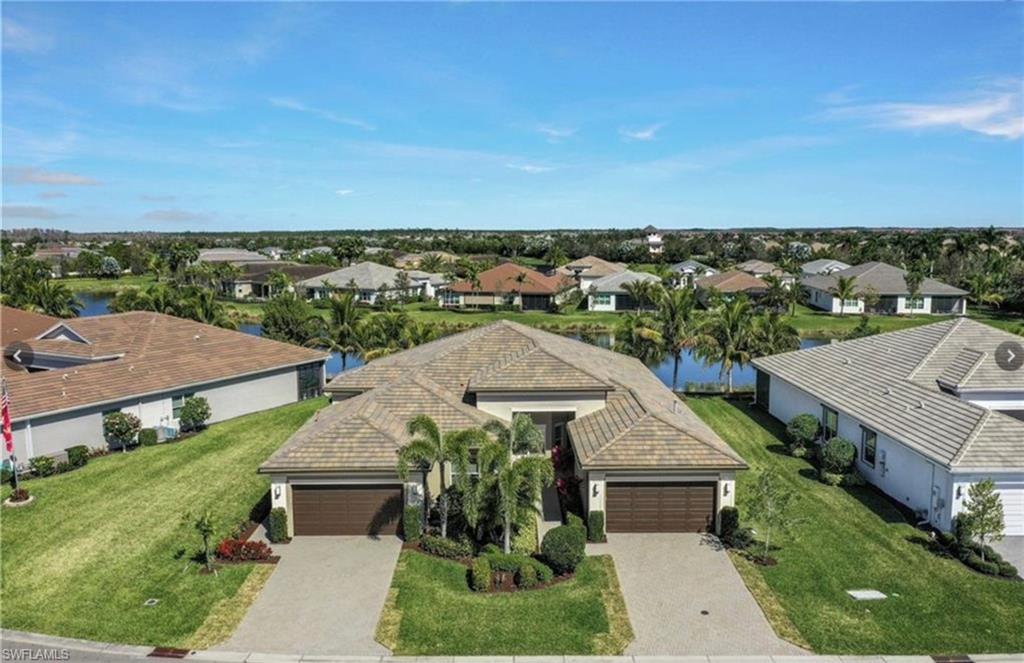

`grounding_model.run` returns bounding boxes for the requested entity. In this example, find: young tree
[760,275,788,313]
[103,411,142,453]
[99,256,122,279]
[830,275,858,316]
[179,396,212,432]
[745,469,801,562]
[904,269,925,315]
[183,510,216,573]
[960,479,1005,561]
[393,270,411,307]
